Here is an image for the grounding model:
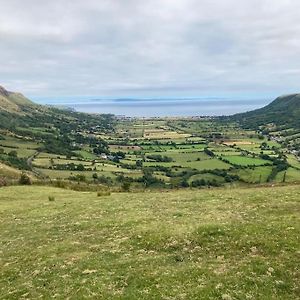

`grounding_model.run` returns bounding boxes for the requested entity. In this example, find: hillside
[233,93,300,129]
[0,185,299,299]
[0,84,114,137]
[0,85,37,114]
